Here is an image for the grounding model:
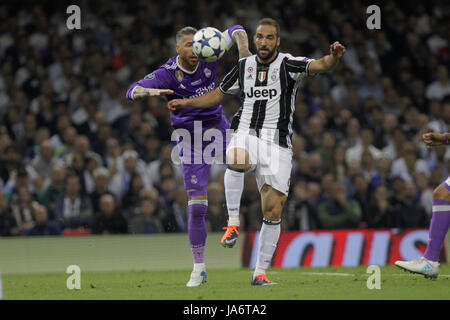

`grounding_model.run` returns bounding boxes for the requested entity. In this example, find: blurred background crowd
[0,0,449,236]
